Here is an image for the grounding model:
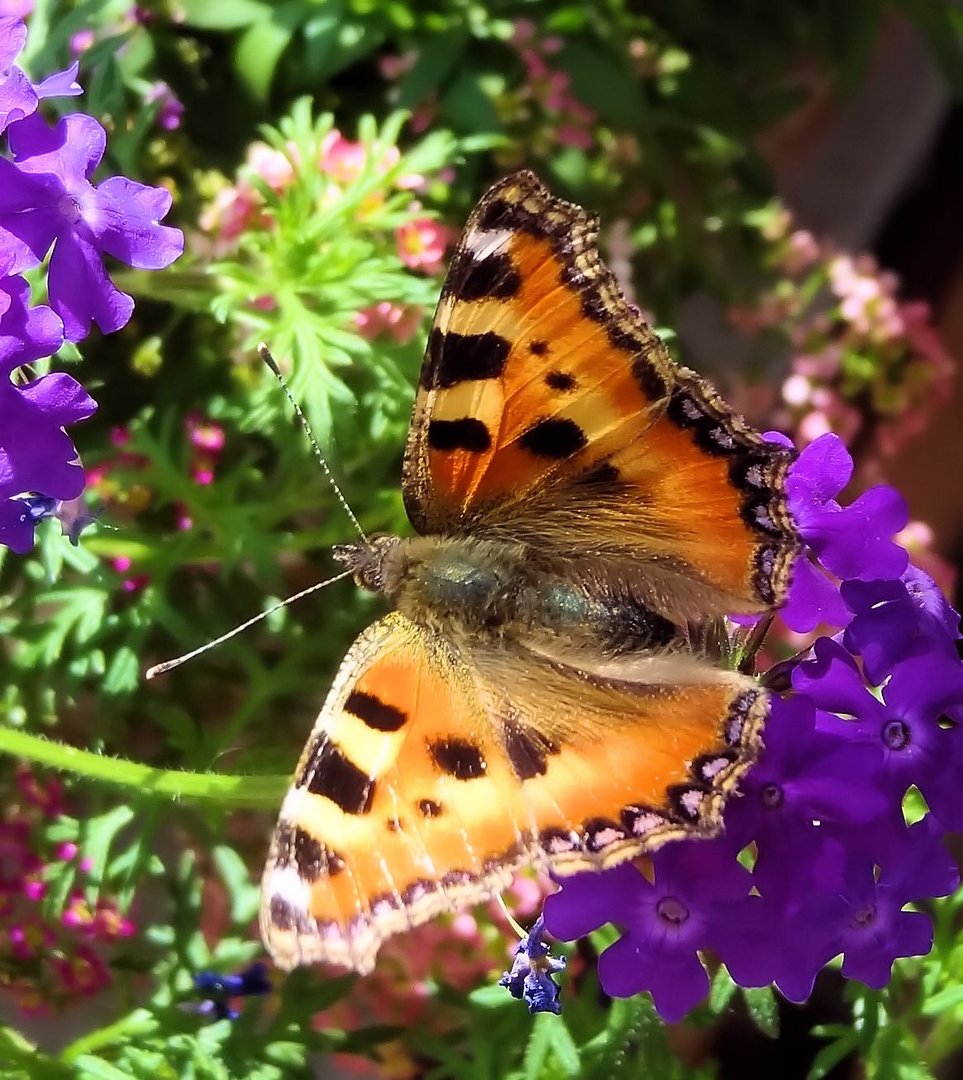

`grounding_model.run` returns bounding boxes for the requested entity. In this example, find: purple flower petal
[2,111,181,341]
[34,61,82,100]
[843,571,961,684]
[94,176,184,269]
[48,228,134,339]
[8,110,106,180]
[0,276,65,373]
[780,556,851,633]
[786,433,908,583]
[598,936,709,1022]
[0,17,37,134]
